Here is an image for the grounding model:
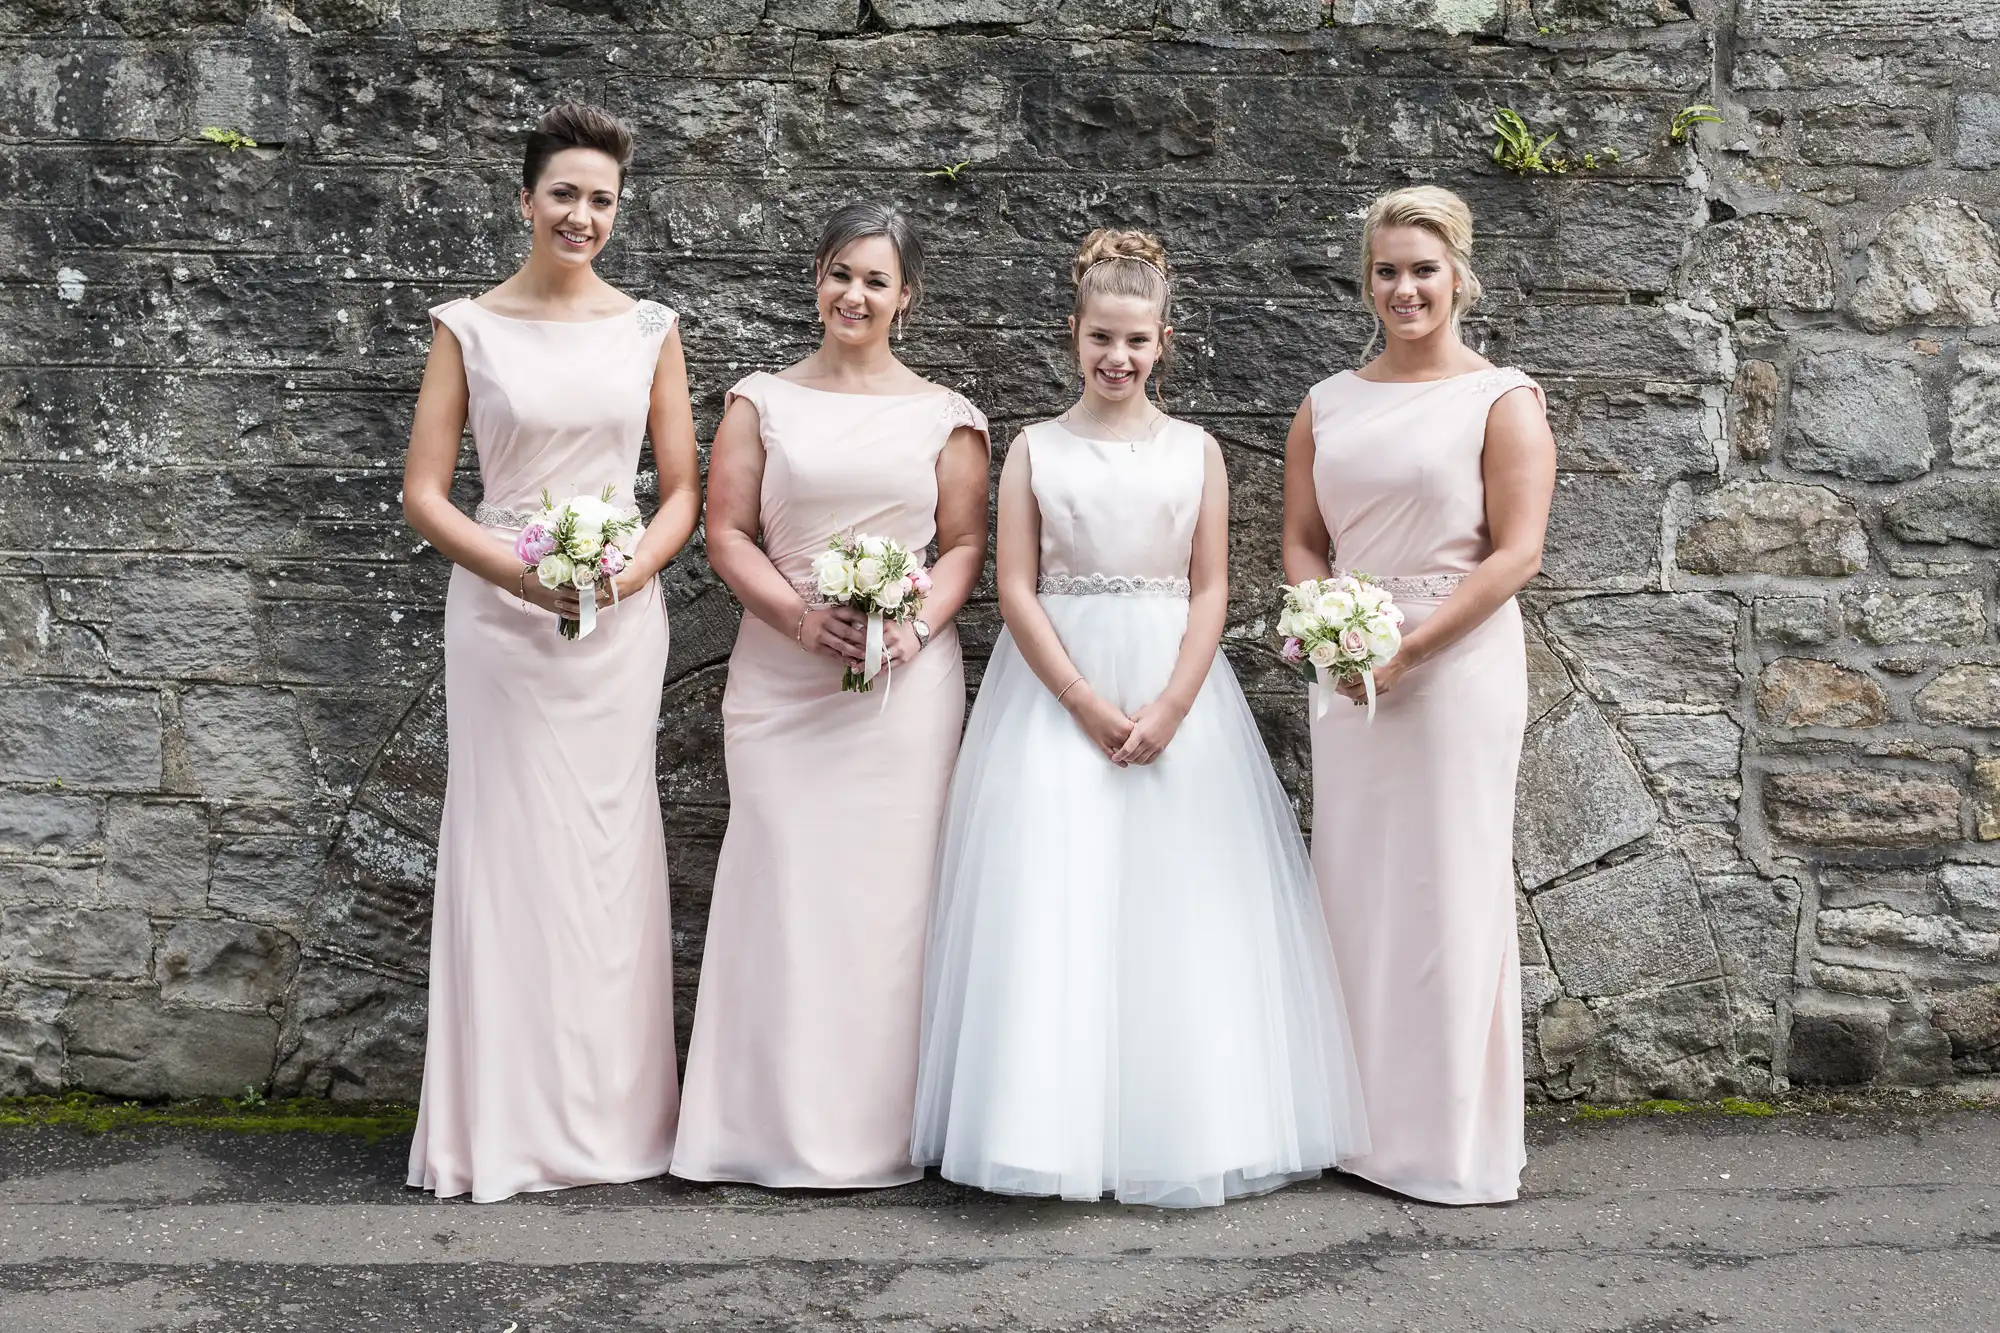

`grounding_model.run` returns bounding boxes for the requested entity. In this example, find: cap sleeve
[940,391,991,453]
[1479,366,1546,413]
[428,297,475,344]
[634,300,678,343]
[723,371,772,424]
